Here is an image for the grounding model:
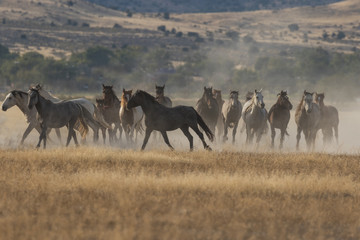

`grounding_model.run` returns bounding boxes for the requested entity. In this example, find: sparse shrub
[337,31,346,40]
[288,23,299,32]
[20,34,27,40]
[126,9,132,17]
[164,31,170,36]
[82,23,90,28]
[50,21,56,27]
[171,28,176,34]
[195,37,205,43]
[187,32,199,38]
[67,19,78,26]
[243,35,255,43]
[2,18,6,24]
[225,30,239,41]
[175,32,183,38]
[157,25,166,32]
[163,12,170,20]
[249,45,259,54]
[322,31,329,40]
[182,47,189,52]
[66,1,74,6]
[113,23,122,29]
